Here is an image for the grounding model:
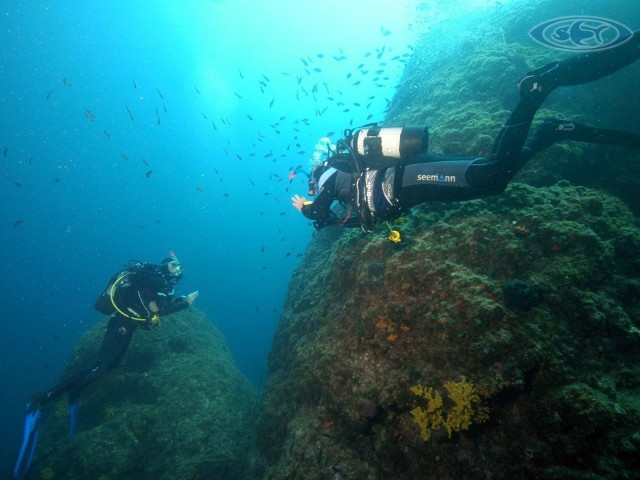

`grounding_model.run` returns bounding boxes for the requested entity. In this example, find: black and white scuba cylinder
[350,125,429,169]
